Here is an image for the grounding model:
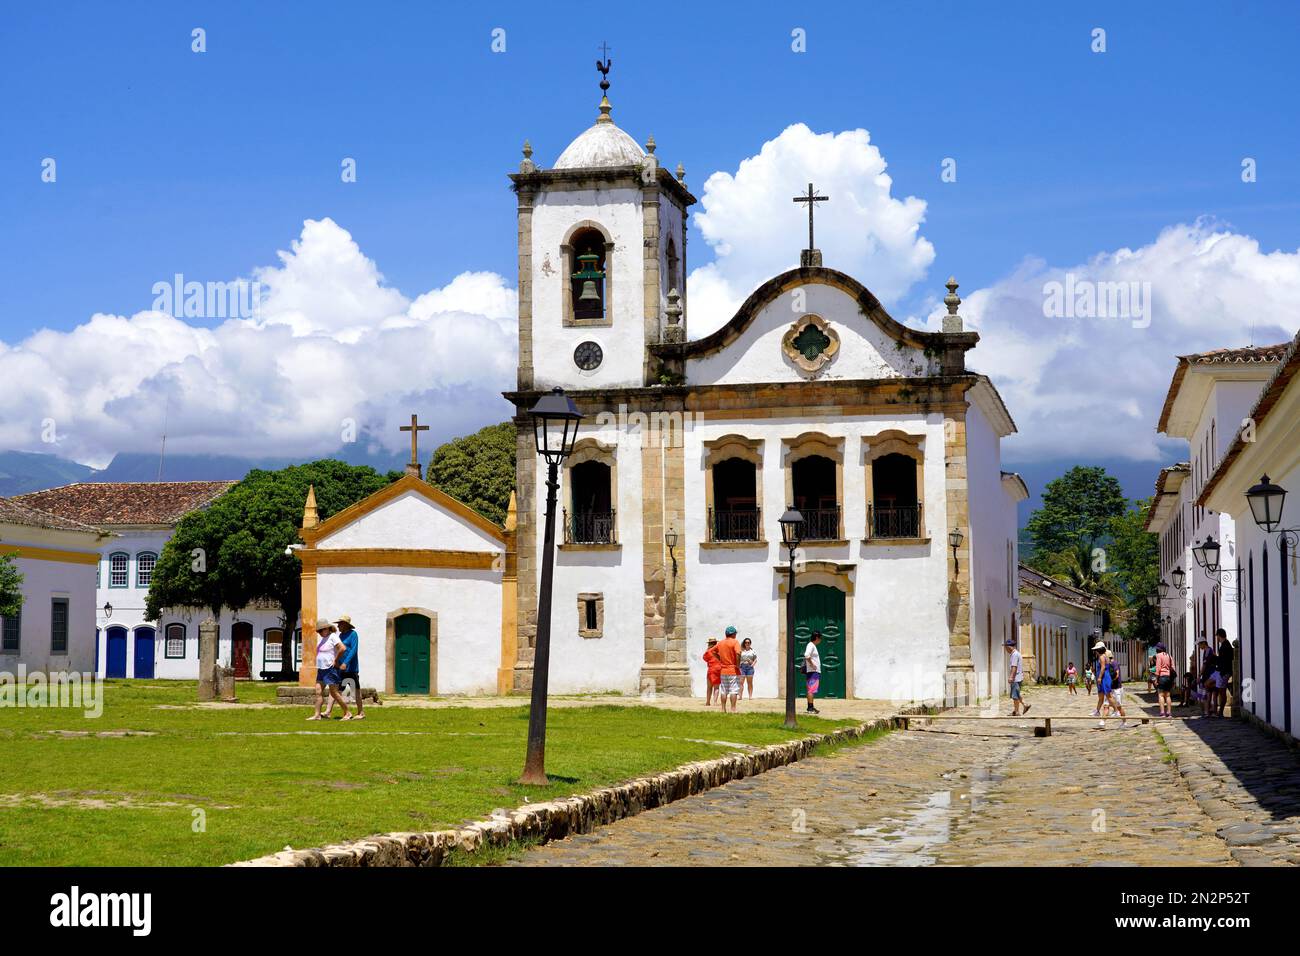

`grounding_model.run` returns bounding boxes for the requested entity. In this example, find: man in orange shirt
[714,625,743,713]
